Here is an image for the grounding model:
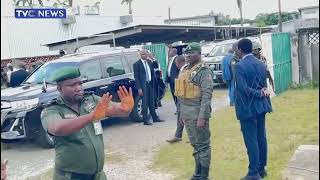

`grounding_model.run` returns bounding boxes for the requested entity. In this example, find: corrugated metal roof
[1,15,136,60]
